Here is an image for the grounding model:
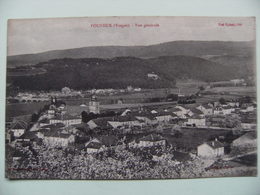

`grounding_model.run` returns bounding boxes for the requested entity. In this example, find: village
[5,85,257,179]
